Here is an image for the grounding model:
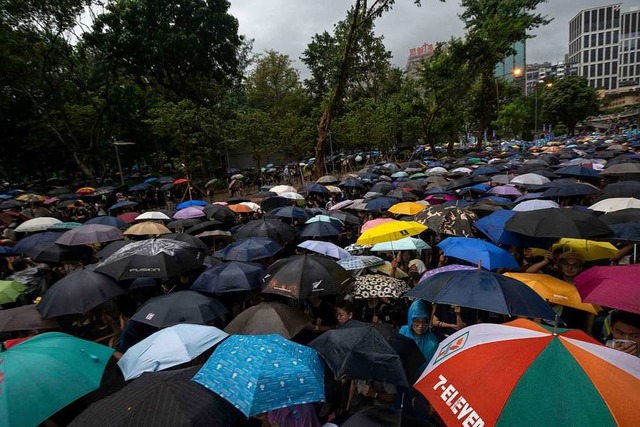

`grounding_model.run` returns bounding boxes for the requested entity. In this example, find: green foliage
[493,98,529,139]
[539,76,601,135]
